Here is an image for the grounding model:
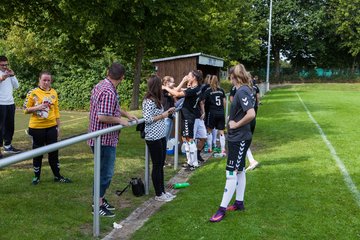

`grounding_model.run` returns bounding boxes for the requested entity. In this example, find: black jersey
[162,90,174,118]
[181,85,202,120]
[194,84,208,118]
[230,86,237,98]
[227,85,254,142]
[204,87,226,114]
